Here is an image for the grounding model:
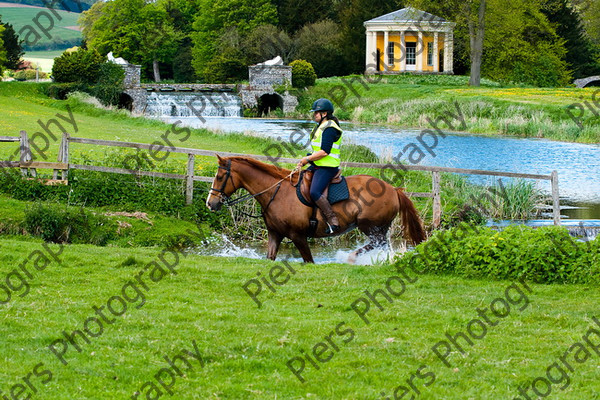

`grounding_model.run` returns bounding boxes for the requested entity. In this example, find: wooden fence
[1,131,561,227]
